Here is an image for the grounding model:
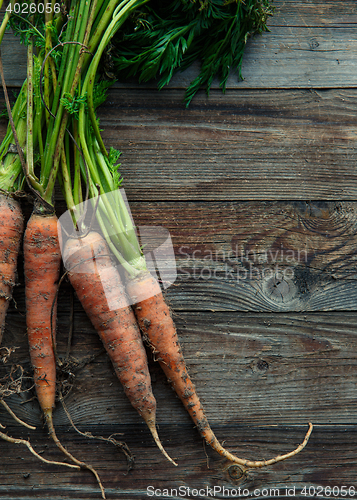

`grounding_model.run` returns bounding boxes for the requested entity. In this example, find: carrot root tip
[147,421,177,466]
